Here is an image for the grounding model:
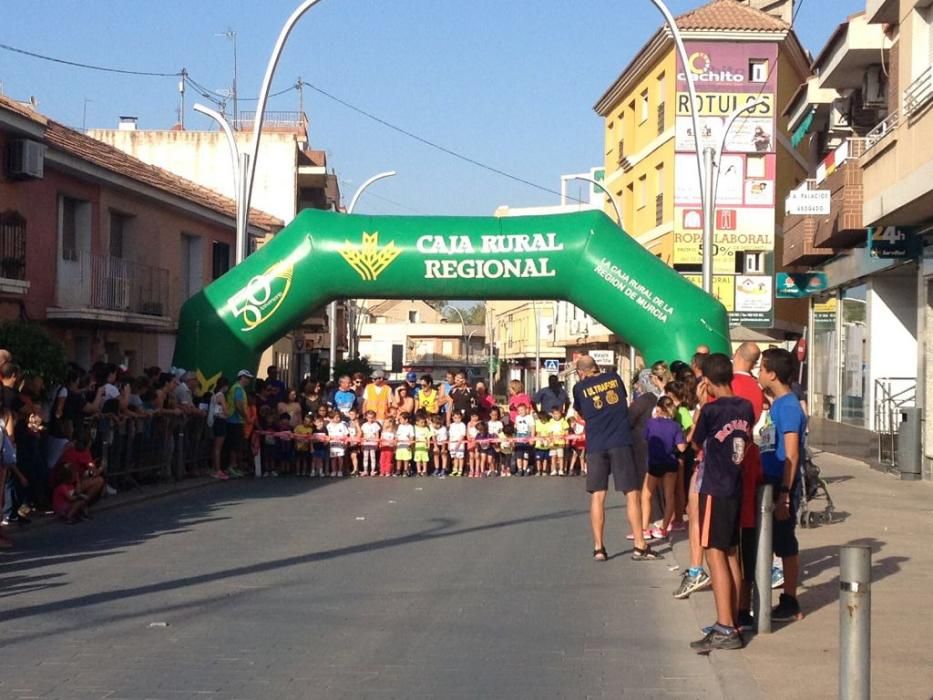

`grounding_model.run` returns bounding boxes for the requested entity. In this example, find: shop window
[811,293,838,420]
[840,284,868,427]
